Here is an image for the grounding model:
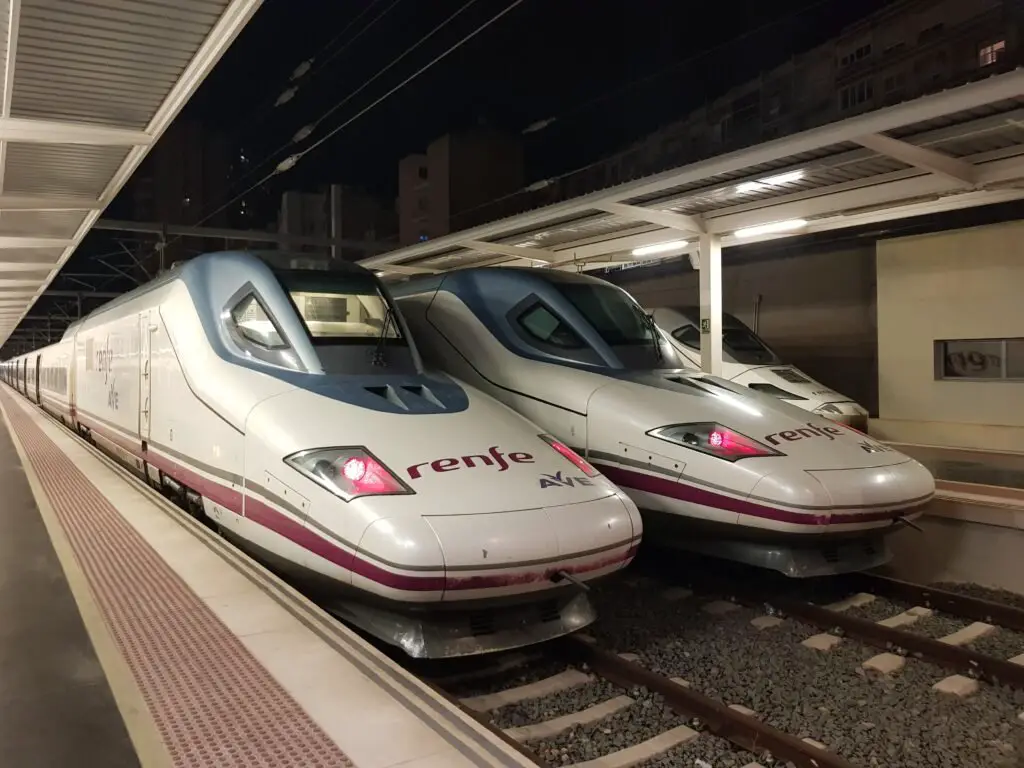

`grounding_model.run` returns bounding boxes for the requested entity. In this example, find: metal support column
[697,233,723,376]
[330,184,343,262]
